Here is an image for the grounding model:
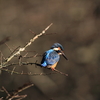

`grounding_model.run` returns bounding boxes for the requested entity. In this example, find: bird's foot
[51,68,55,71]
